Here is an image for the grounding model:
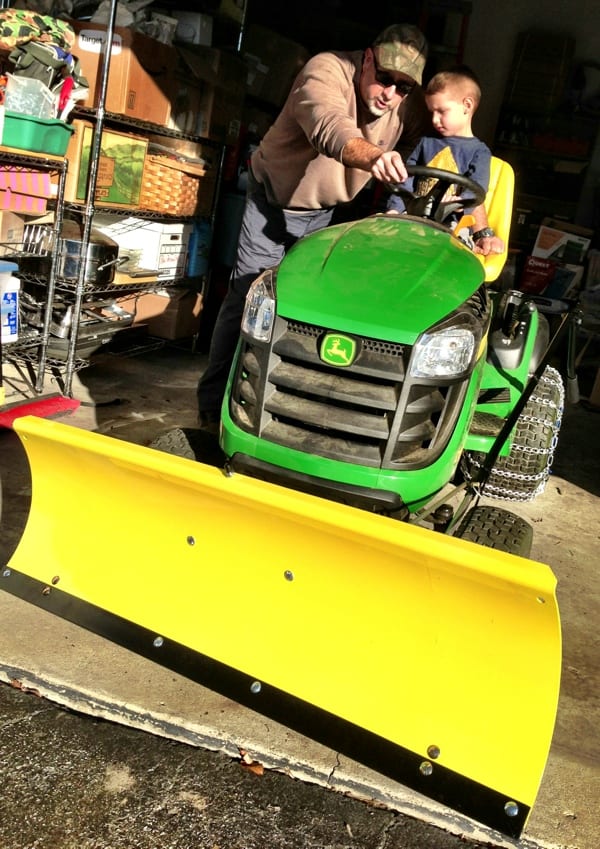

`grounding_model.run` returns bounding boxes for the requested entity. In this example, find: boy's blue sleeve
[469,145,491,193]
[387,192,406,212]
[406,140,423,167]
